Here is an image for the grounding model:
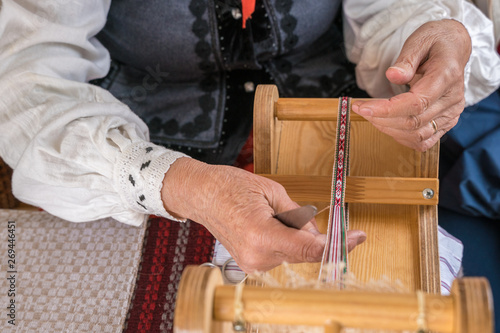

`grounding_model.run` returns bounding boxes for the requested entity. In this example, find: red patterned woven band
[319,96,351,284]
